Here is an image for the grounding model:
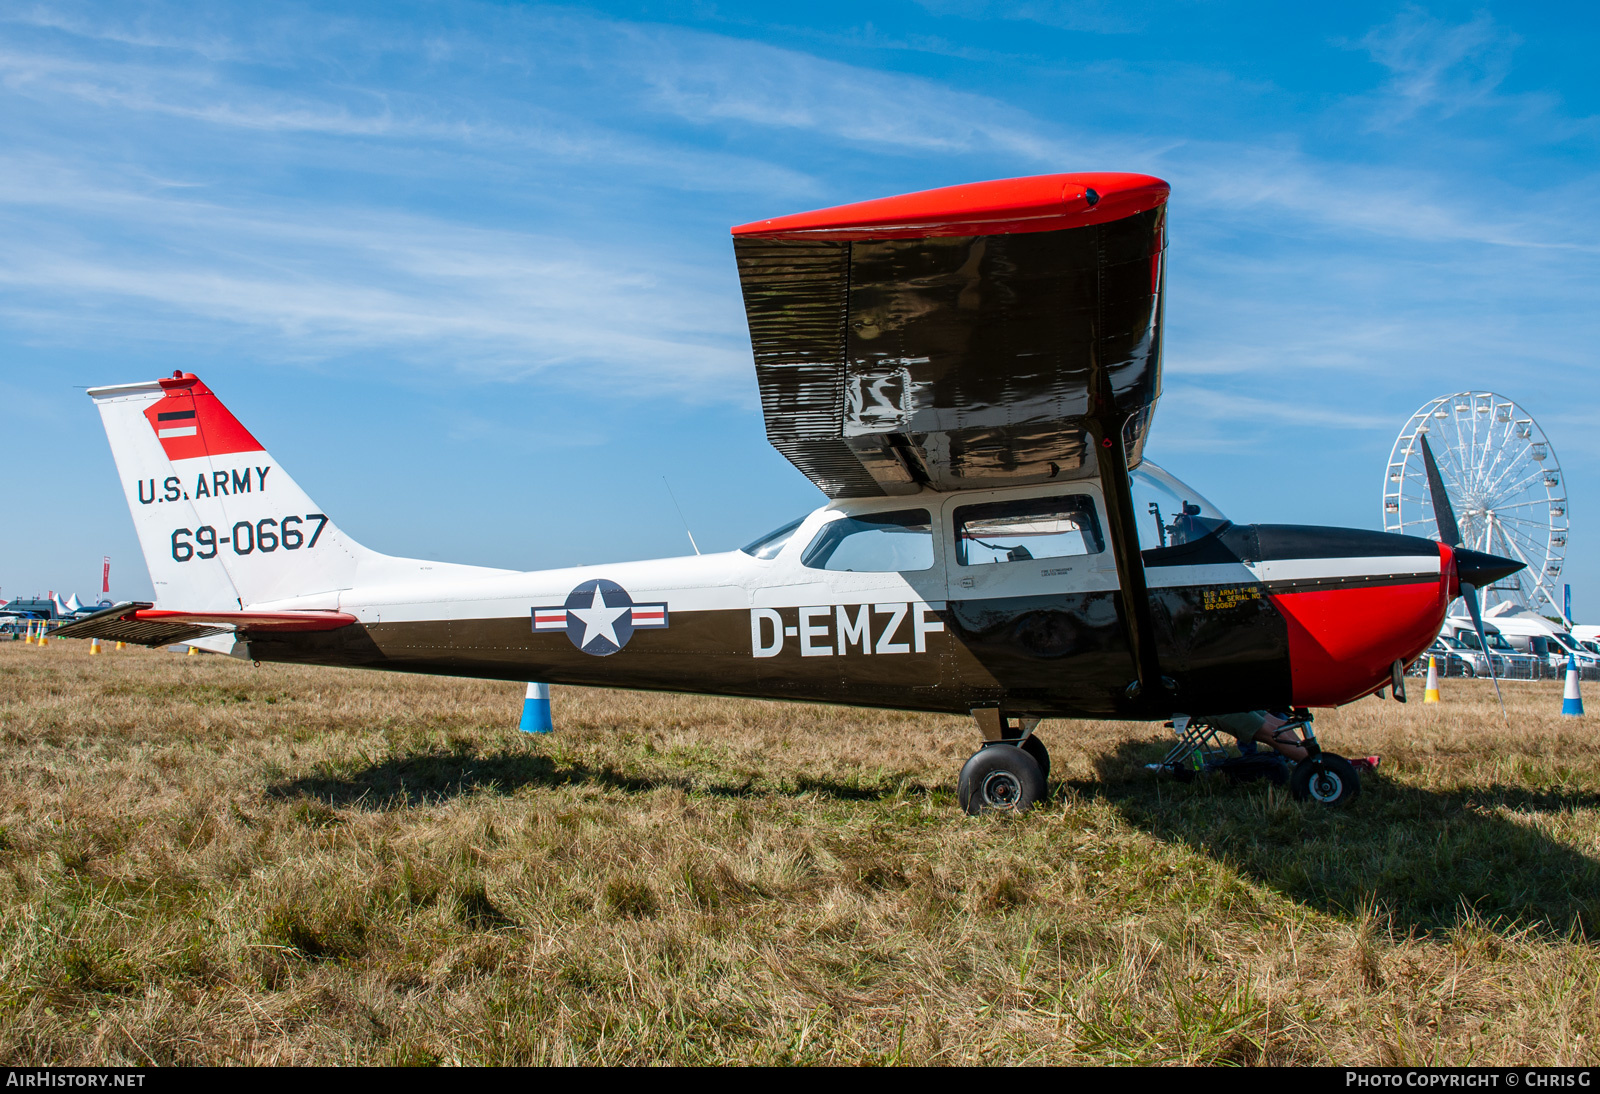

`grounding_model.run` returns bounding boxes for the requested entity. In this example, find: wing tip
[732,171,1169,242]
